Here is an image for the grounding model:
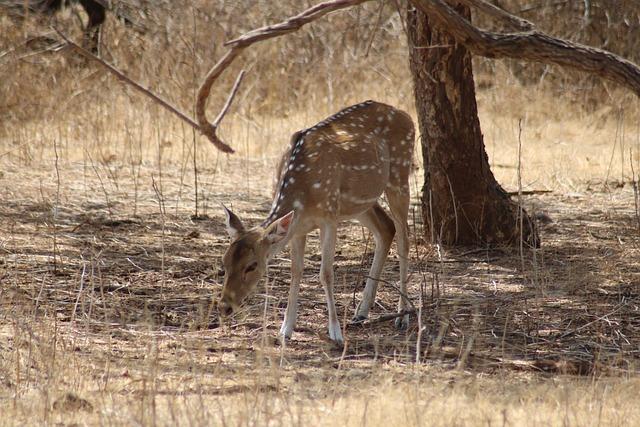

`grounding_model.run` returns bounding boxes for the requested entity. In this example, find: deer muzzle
[218,296,236,317]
